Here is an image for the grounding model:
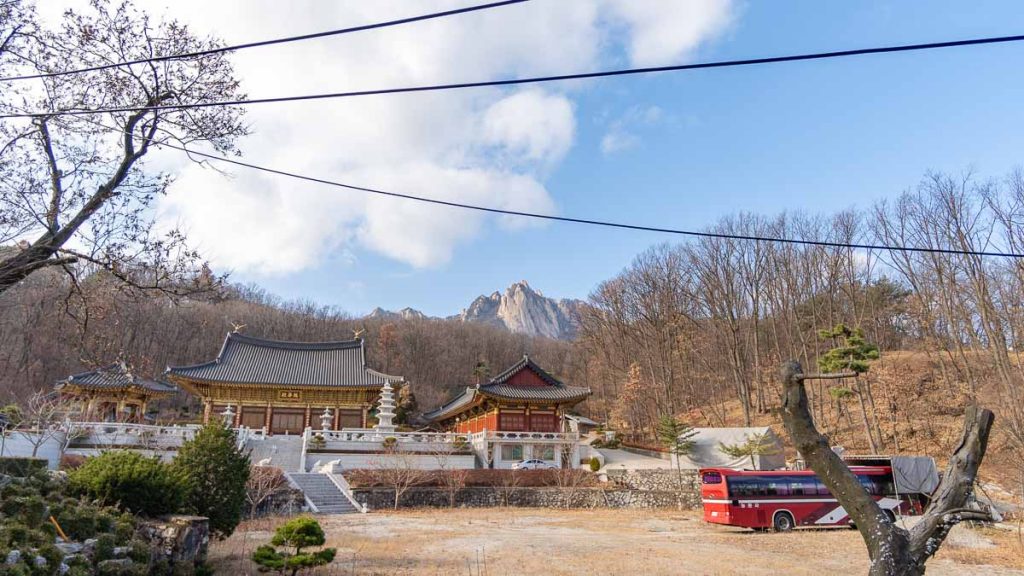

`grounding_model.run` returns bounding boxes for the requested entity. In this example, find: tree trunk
[780,361,994,576]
